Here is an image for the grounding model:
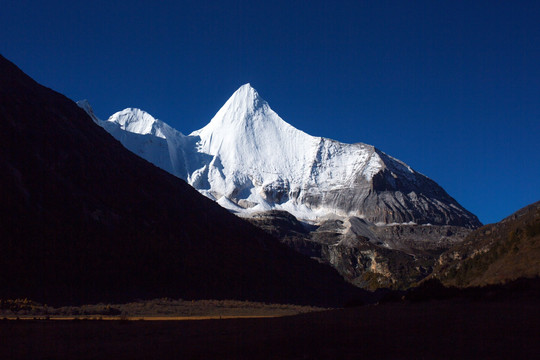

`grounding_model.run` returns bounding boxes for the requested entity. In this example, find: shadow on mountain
[0,54,365,307]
